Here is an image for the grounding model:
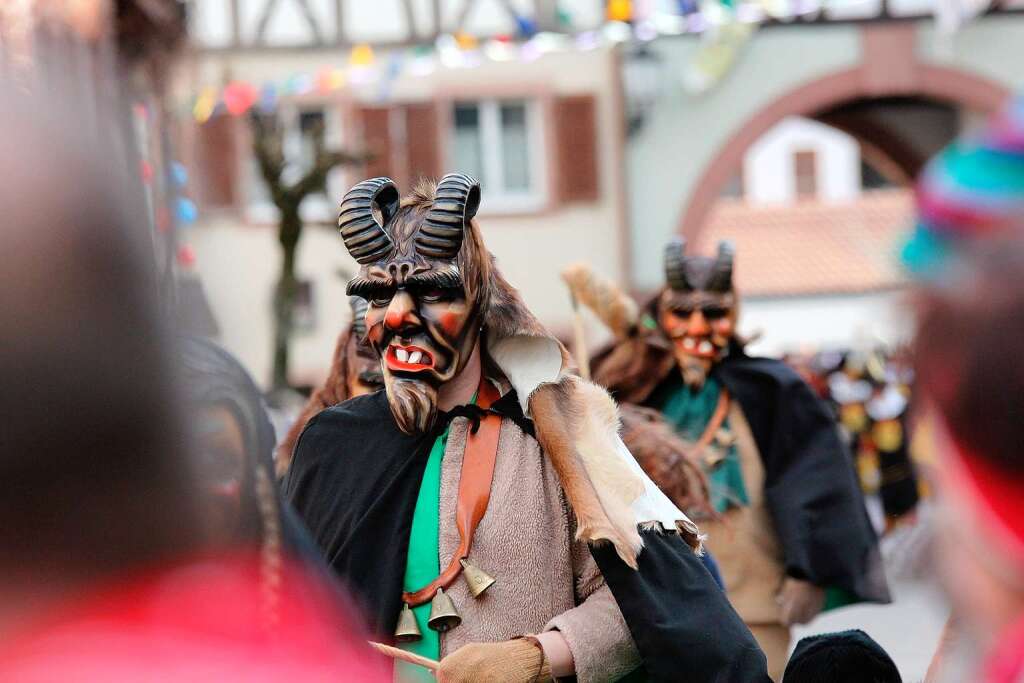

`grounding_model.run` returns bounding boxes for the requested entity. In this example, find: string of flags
[192,30,581,123]
[189,0,793,122]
